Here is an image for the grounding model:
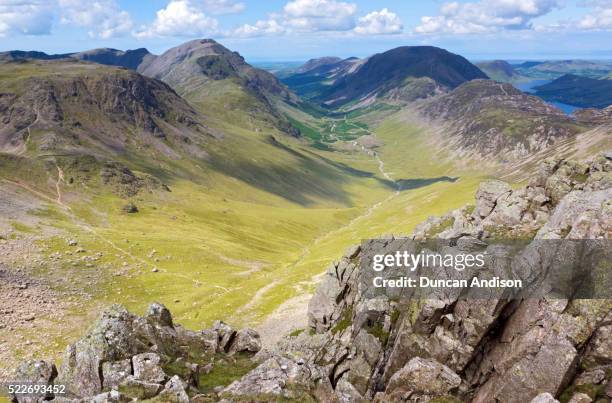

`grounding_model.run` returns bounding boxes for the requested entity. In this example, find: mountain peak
[315,45,488,107]
[296,57,343,73]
